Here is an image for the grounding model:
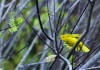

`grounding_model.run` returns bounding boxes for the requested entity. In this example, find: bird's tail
[82,45,90,52]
